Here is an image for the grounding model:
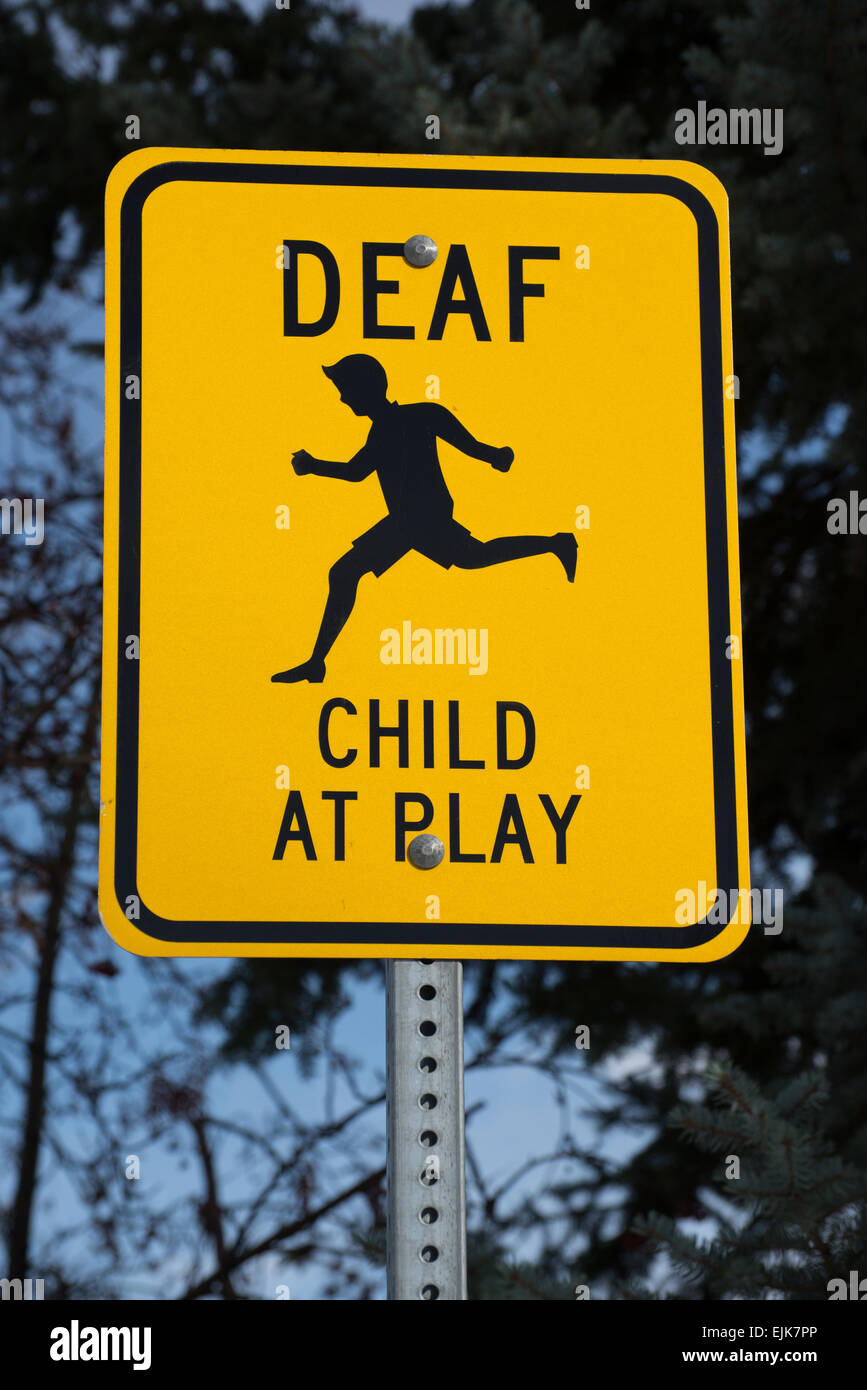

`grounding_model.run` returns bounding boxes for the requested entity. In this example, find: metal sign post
[386,960,467,1300]
[102,144,749,1298]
